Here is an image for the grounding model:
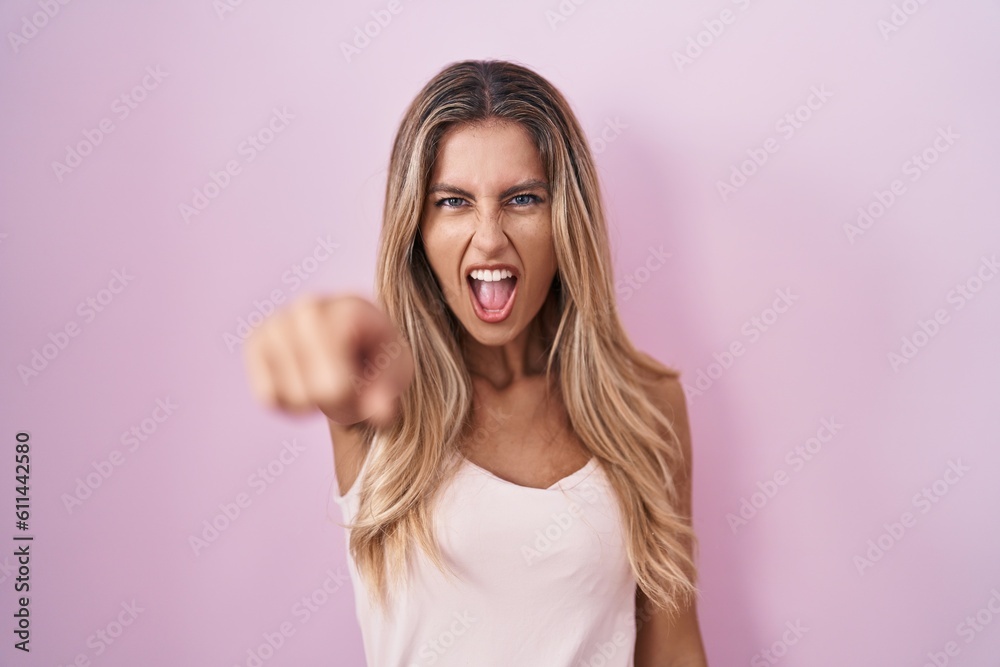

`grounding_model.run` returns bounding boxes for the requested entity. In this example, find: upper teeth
[469,268,514,282]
